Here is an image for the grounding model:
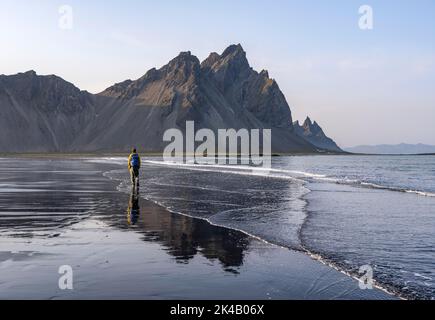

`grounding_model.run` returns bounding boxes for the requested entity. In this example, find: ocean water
[102,155,435,299]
